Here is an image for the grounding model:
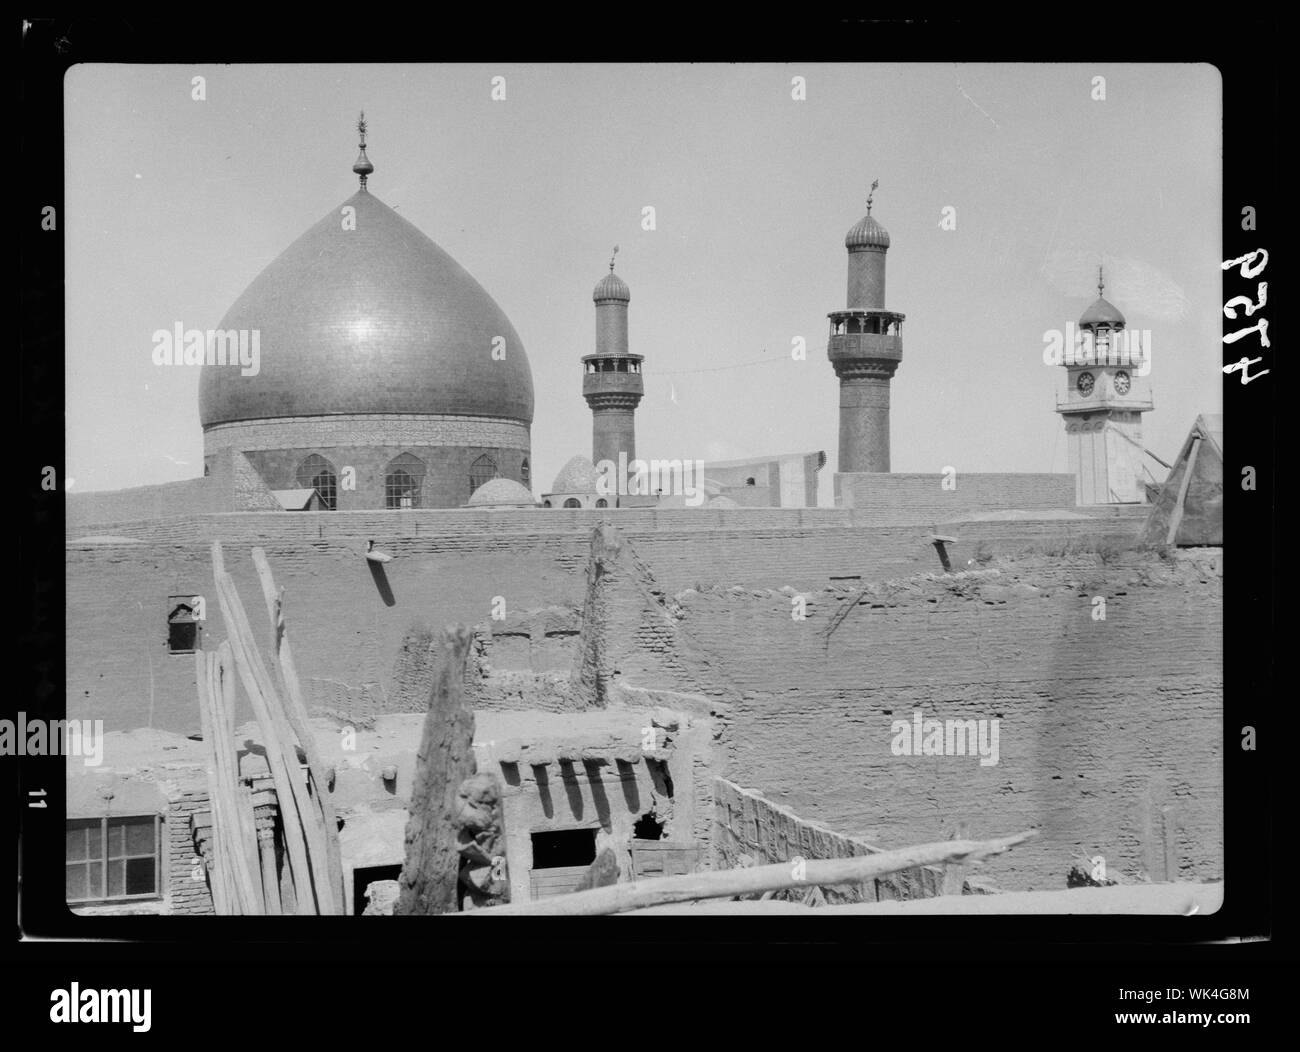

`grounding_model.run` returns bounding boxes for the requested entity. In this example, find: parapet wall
[836,472,1078,524]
